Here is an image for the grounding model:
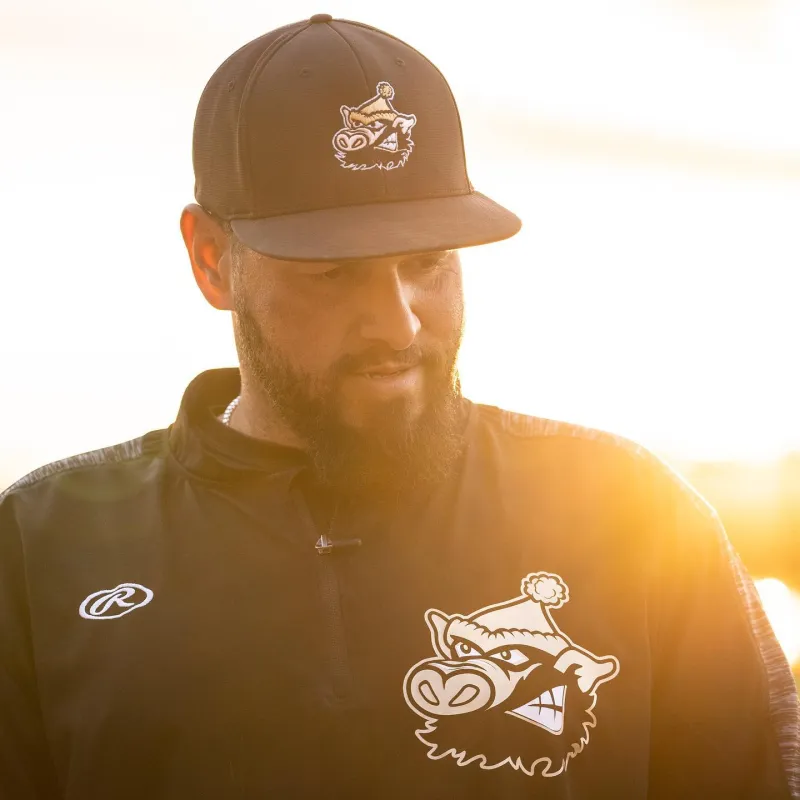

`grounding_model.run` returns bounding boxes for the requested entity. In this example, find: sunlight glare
[754,578,800,667]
